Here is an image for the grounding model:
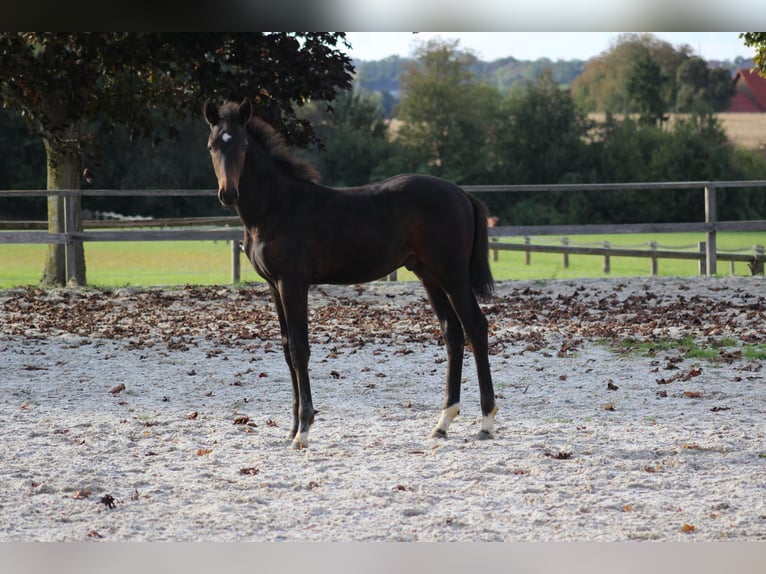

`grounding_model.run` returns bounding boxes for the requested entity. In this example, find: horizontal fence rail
[1,181,766,283]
